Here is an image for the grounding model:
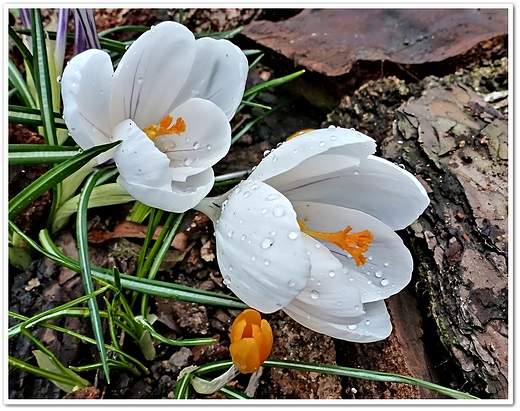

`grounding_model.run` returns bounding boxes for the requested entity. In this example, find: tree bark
[382,82,508,399]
